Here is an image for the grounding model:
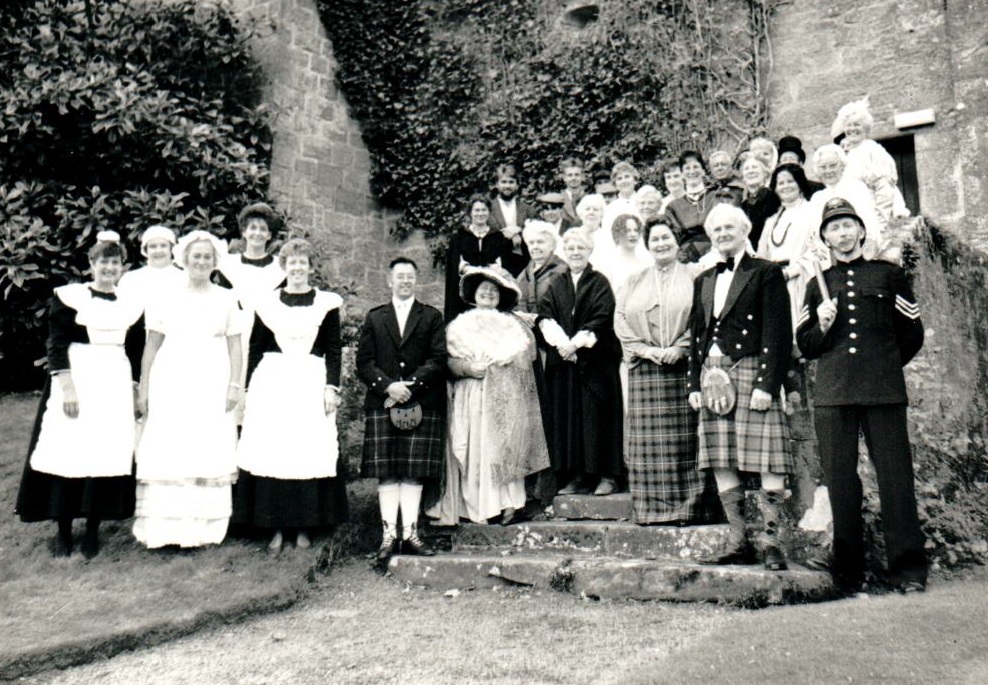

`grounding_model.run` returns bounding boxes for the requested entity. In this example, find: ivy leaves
[320,0,774,262]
